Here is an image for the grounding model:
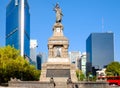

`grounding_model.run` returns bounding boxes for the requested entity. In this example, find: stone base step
[54,78,68,82]
[55,82,67,88]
